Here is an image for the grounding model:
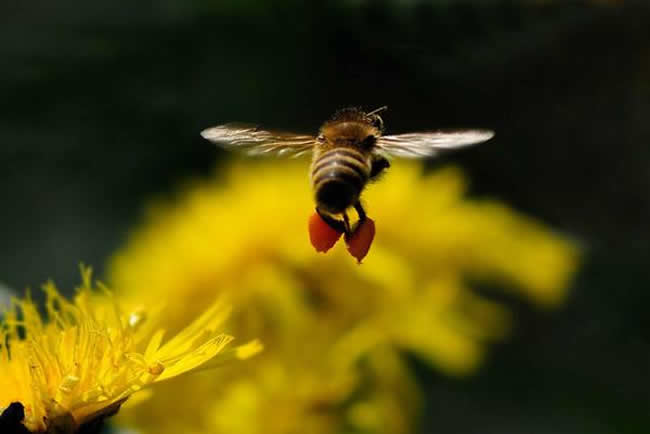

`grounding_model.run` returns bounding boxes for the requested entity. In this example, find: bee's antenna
[367,106,388,116]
